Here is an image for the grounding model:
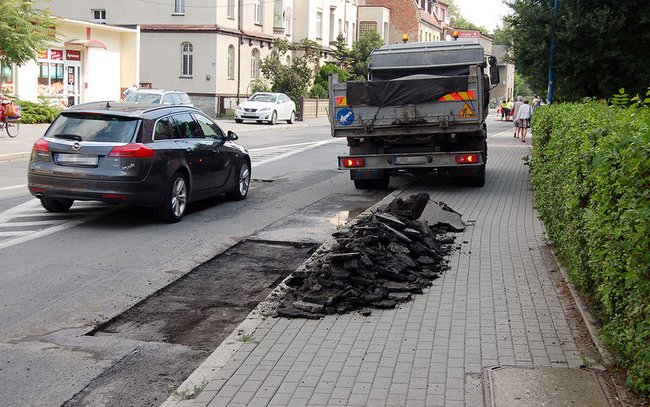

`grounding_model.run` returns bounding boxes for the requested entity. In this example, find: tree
[310,63,349,98]
[331,33,353,71]
[450,16,490,35]
[492,21,514,47]
[505,0,650,101]
[349,30,384,80]
[260,38,322,106]
[0,0,56,67]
